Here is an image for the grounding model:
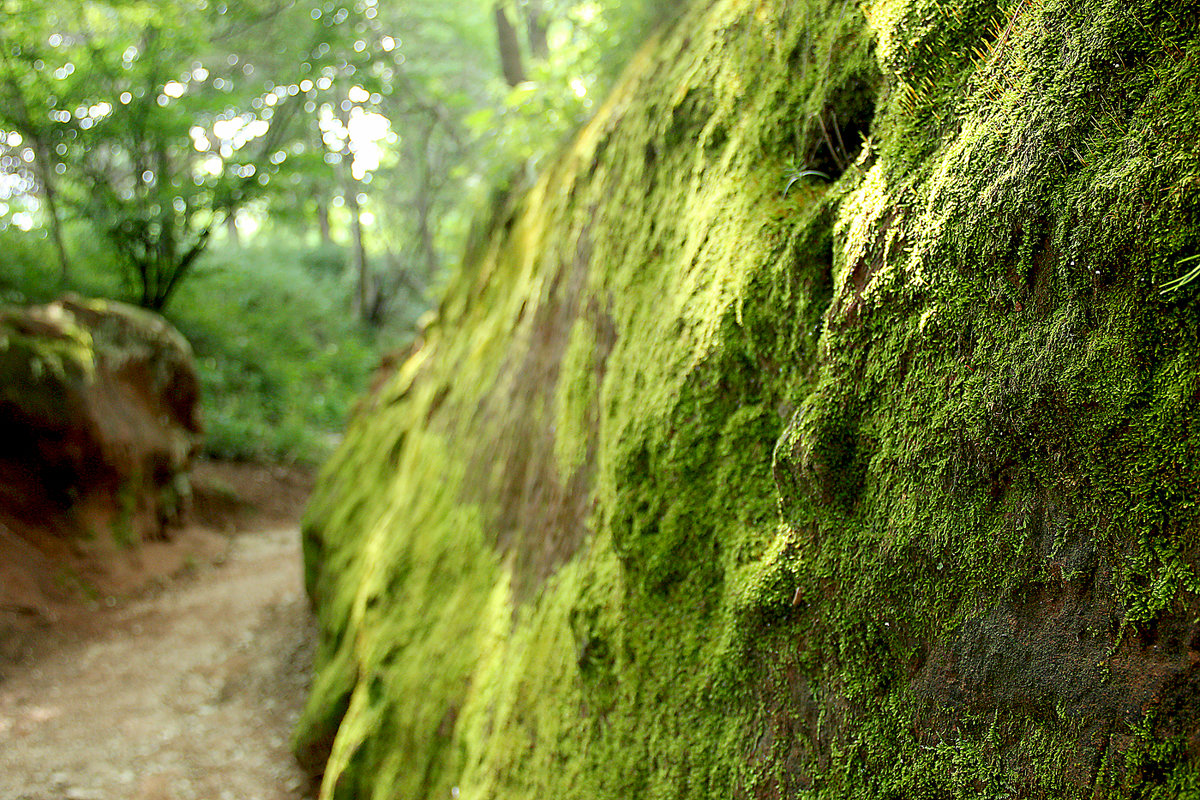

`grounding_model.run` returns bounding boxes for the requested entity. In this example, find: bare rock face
[0,294,202,545]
